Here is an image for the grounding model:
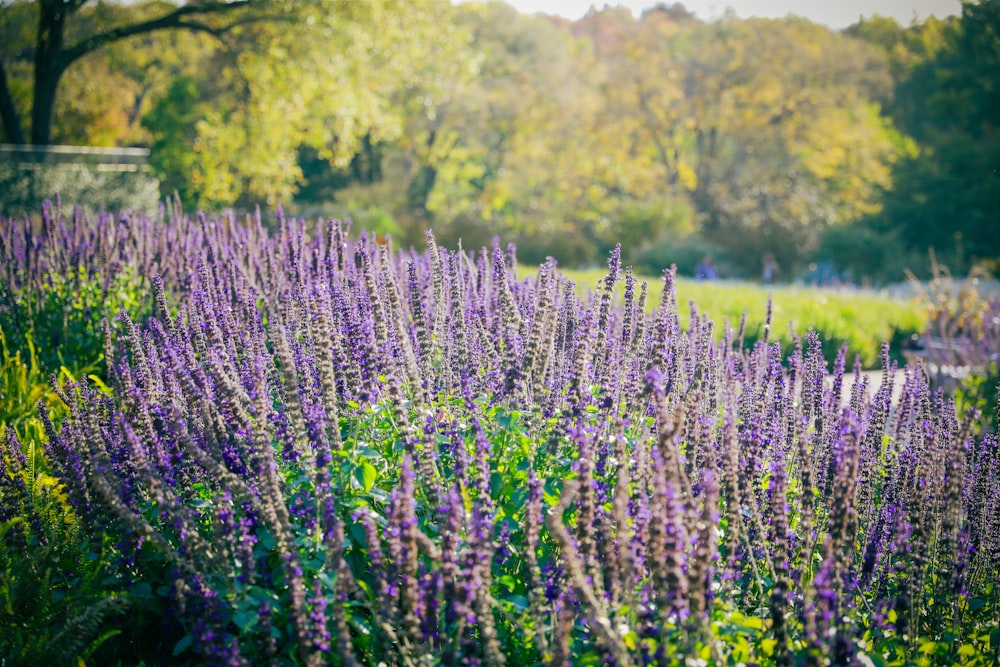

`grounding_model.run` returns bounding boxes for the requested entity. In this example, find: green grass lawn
[557,268,927,369]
